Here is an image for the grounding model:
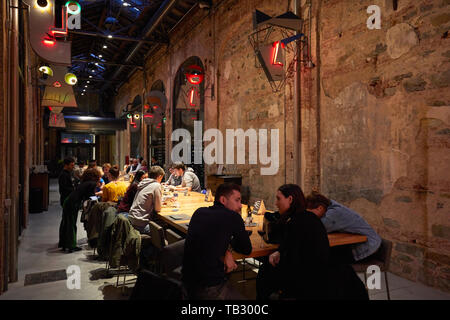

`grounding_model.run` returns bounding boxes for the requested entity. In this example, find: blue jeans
[134,223,150,235]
